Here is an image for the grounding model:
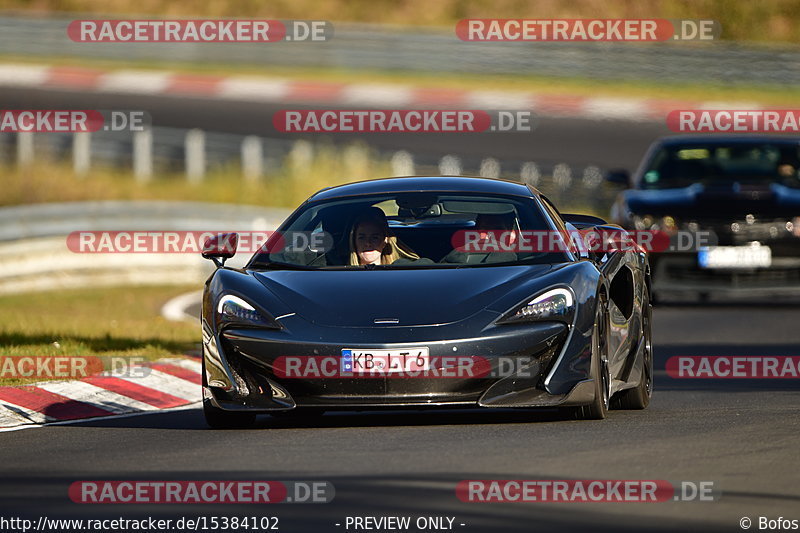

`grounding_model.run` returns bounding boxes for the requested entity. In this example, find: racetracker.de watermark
[456,19,720,42]
[0,110,150,132]
[68,20,332,42]
[273,355,539,379]
[456,480,719,502]
[67,231,333,254]
[0,356,148,380]
[69,481,334,504]
[667,110,800,133]
[0,356,102,379]
[666,356,800,379]
[273,110,536,133]
[450,229,717,254]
